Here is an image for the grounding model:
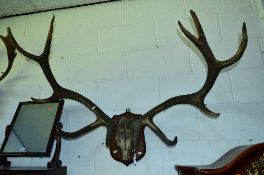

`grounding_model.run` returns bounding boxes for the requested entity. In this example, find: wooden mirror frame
[0,100,64,157]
